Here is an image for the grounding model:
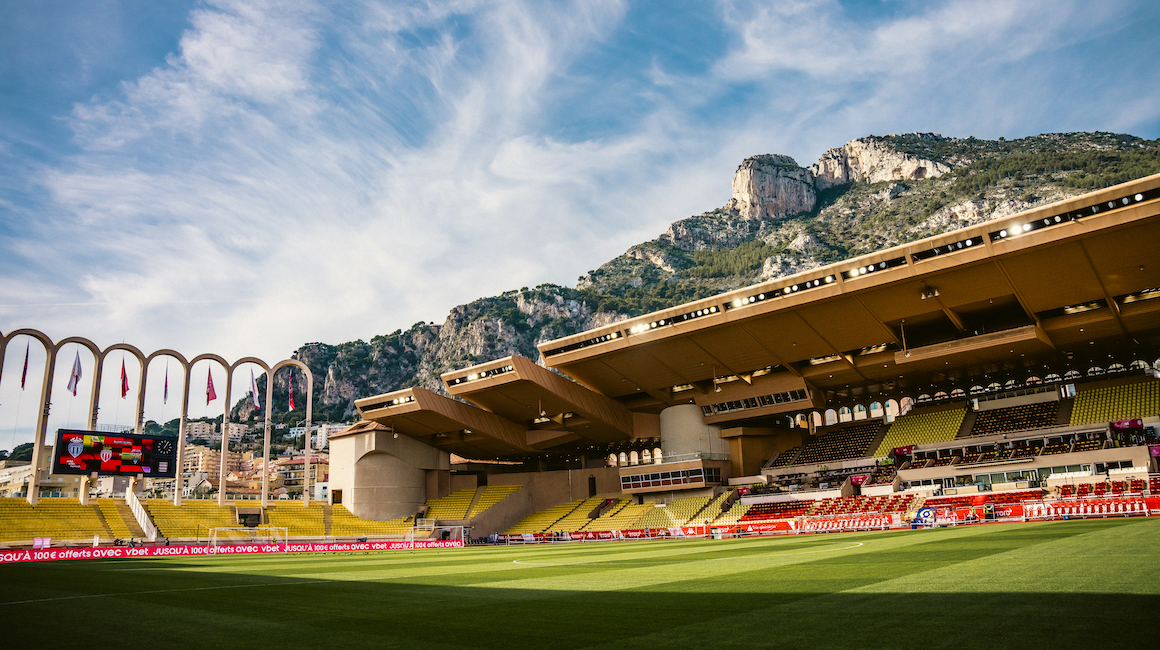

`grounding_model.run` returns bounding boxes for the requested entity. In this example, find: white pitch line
[512,541,864,567]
